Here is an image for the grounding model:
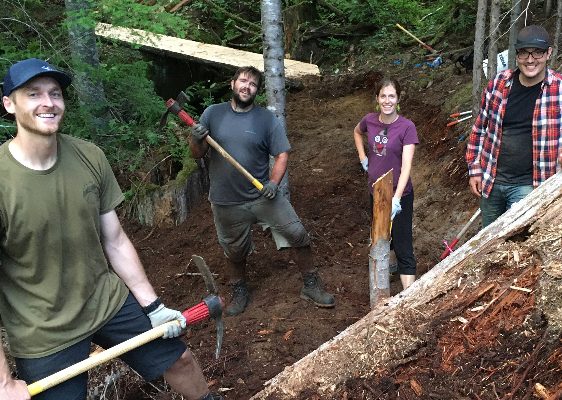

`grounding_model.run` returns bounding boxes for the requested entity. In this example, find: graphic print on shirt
[373,128,388,157]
